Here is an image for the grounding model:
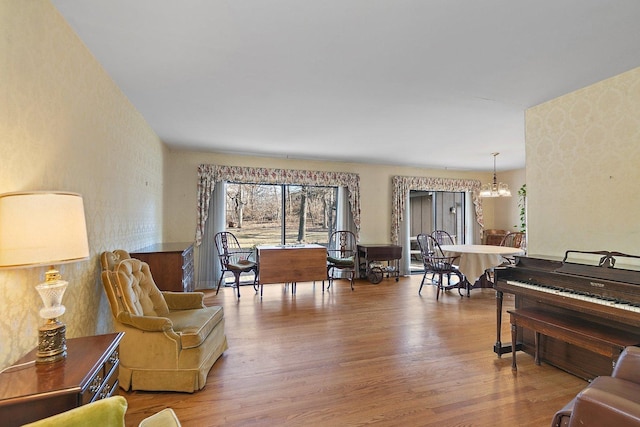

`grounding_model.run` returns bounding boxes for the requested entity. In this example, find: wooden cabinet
[0,333,123,427]
[131,242,195,292]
